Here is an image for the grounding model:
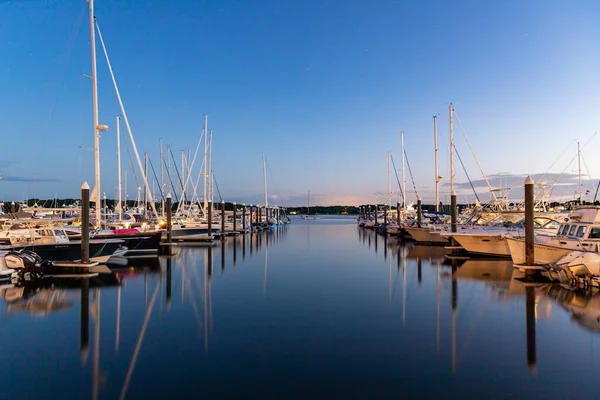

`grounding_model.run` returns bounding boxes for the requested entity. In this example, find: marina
[3,0,600,398]
[1,217,600,398]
